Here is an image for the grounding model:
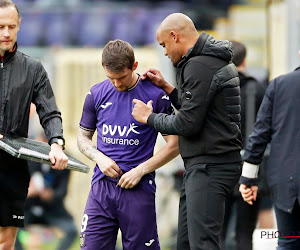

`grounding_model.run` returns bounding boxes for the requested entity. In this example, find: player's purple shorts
[80,177,160,250]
